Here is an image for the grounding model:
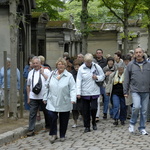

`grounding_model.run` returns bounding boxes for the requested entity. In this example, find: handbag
[32,70,42,95]
[94,64,104,87]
